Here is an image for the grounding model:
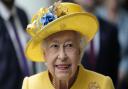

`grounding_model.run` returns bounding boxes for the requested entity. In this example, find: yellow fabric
[25,2,99,62]
[22,65,114,89]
